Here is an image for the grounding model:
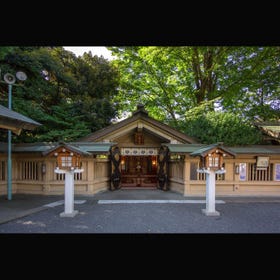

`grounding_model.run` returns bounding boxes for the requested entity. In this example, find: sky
[63,47,114,60]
